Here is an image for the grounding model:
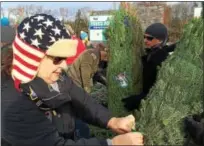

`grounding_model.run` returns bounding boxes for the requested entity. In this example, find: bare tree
[8,7,17,18]
[171,2,194,20]
[7,7,20,25]
[79,7,91,27]
[17,6,24,17]
[60,7,68,22]
[41,8,58,18]
[24,5,30,17]
[43,9,52,15]
[167,2,196,42]
[68,8,77,20]
[51,9,59,18]
[23,5,43,17]
[36,6,43,14]
[28,5,38,16]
